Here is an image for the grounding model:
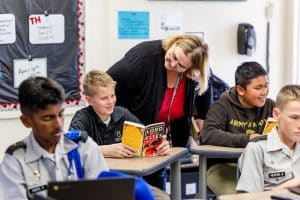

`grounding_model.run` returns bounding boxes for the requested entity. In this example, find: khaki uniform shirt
[236,129,300,192]
[0,132,109,199]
